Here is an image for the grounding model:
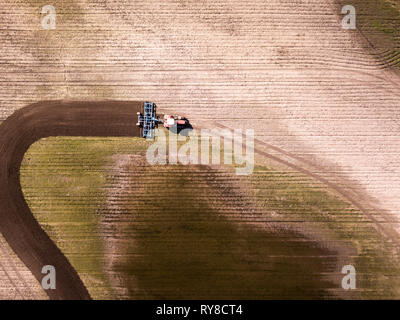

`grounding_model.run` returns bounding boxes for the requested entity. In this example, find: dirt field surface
[1,0,400,299]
